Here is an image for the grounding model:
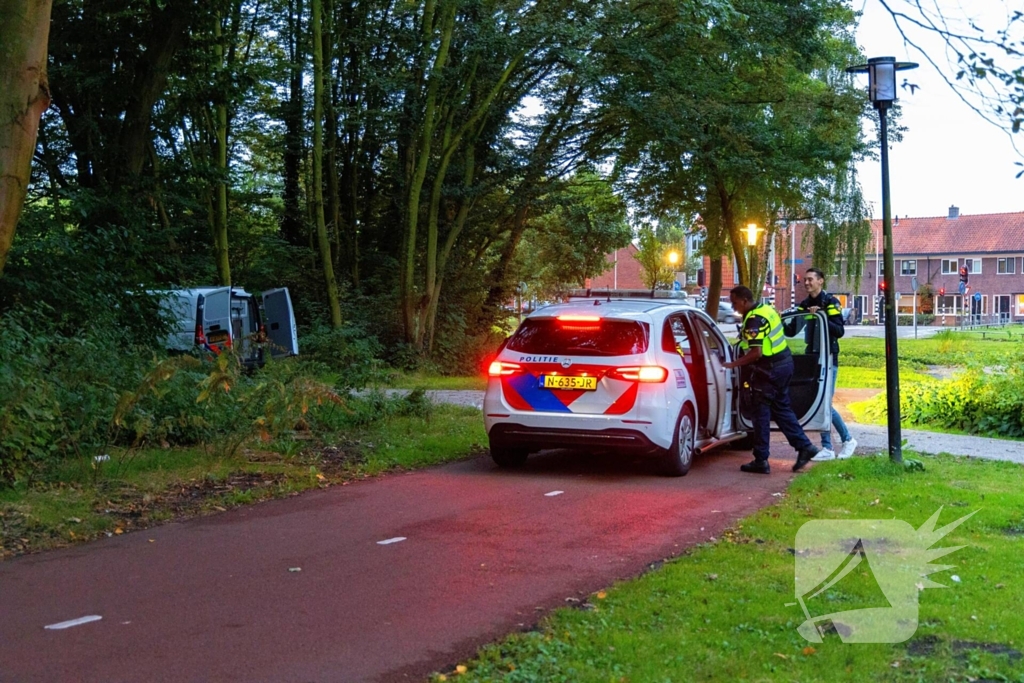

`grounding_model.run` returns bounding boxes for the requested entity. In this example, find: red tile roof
[869,211,1024,256]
